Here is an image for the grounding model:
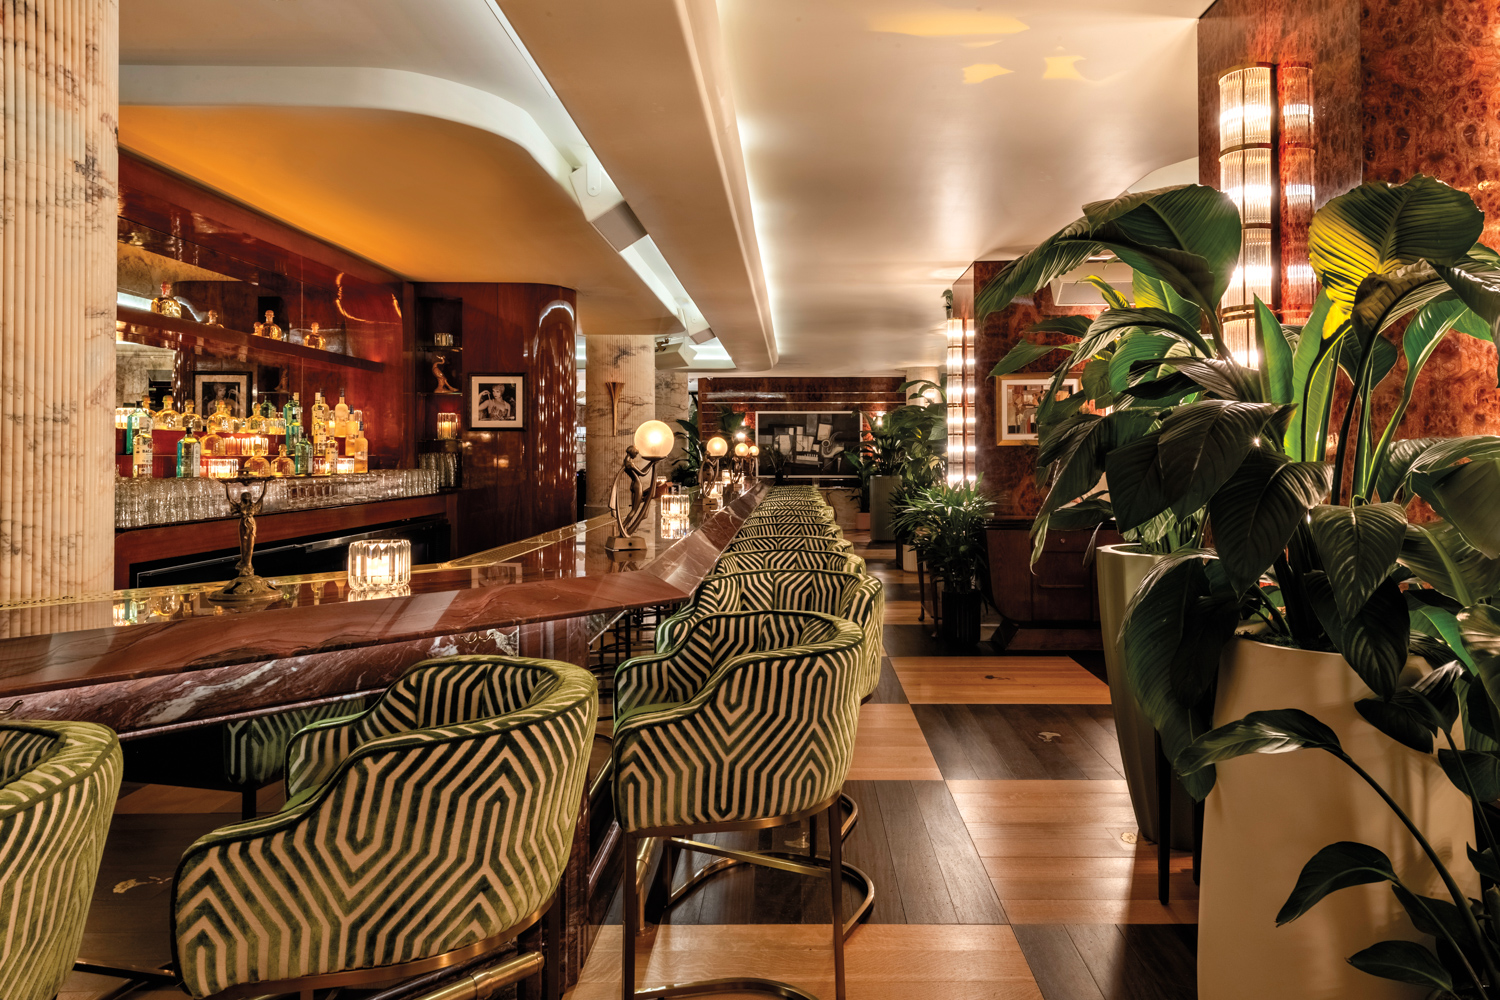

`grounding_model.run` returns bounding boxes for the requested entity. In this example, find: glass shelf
[116,306,386,374]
